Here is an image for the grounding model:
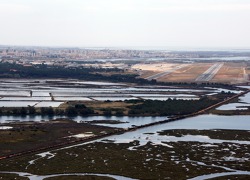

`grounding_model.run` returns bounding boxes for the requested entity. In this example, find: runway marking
[195,63,224,82]
[145,64,188,81]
